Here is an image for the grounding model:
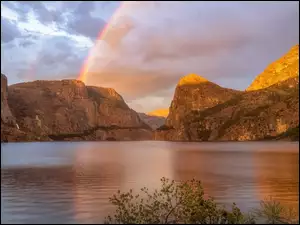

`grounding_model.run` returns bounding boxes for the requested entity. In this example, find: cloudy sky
[1,1,299,113]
